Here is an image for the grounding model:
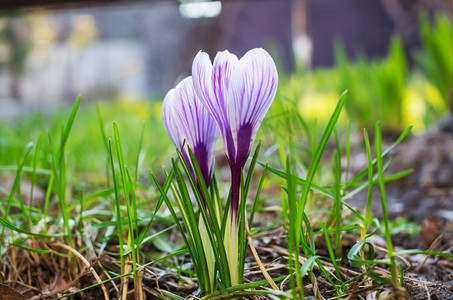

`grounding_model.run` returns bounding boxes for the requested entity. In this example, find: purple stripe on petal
[211,50,238,124]
[193,52,222,126]
[193,50,240,163]
[227,48,278,162]
[234,123,253,169]
[193,143,210,185]
[162,76,219,186]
